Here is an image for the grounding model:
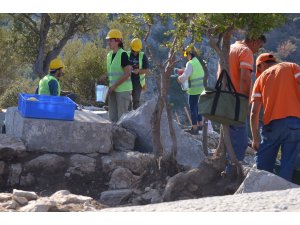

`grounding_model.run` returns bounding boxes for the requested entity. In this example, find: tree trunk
[151,71,164,160]
[33,14,51,78]
[208,29,244,178]
[198,56,209,156]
